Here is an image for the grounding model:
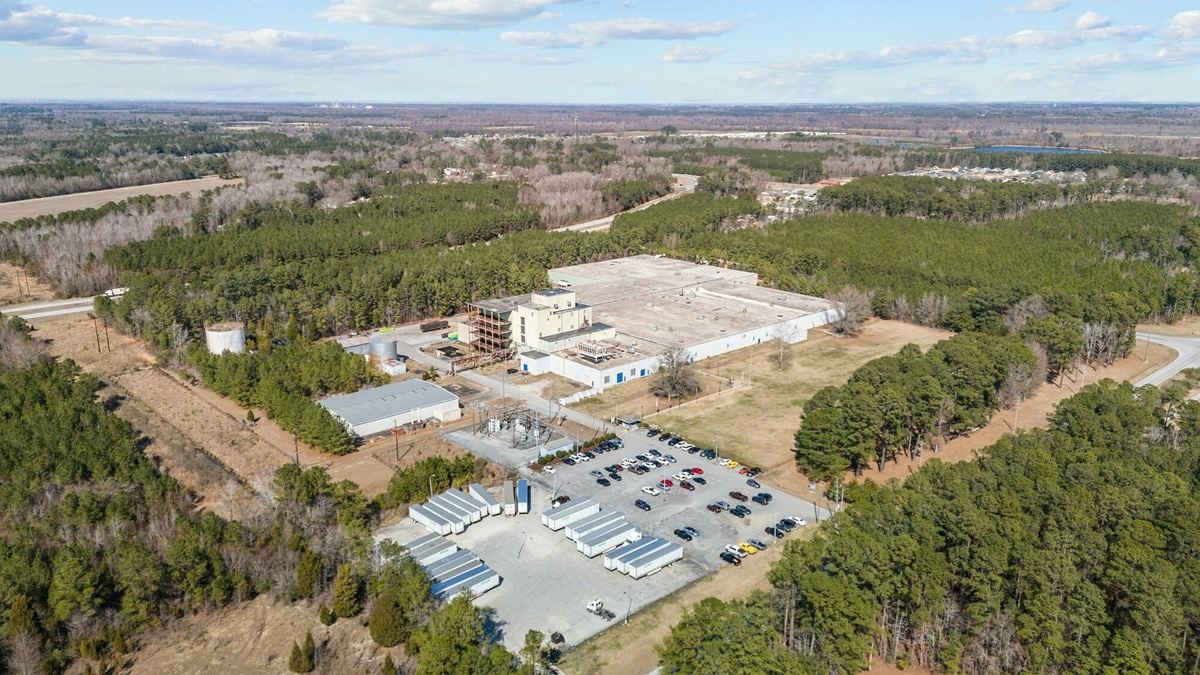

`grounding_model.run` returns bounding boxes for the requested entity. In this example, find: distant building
[319,379,461,437]
[473,255,842,394]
